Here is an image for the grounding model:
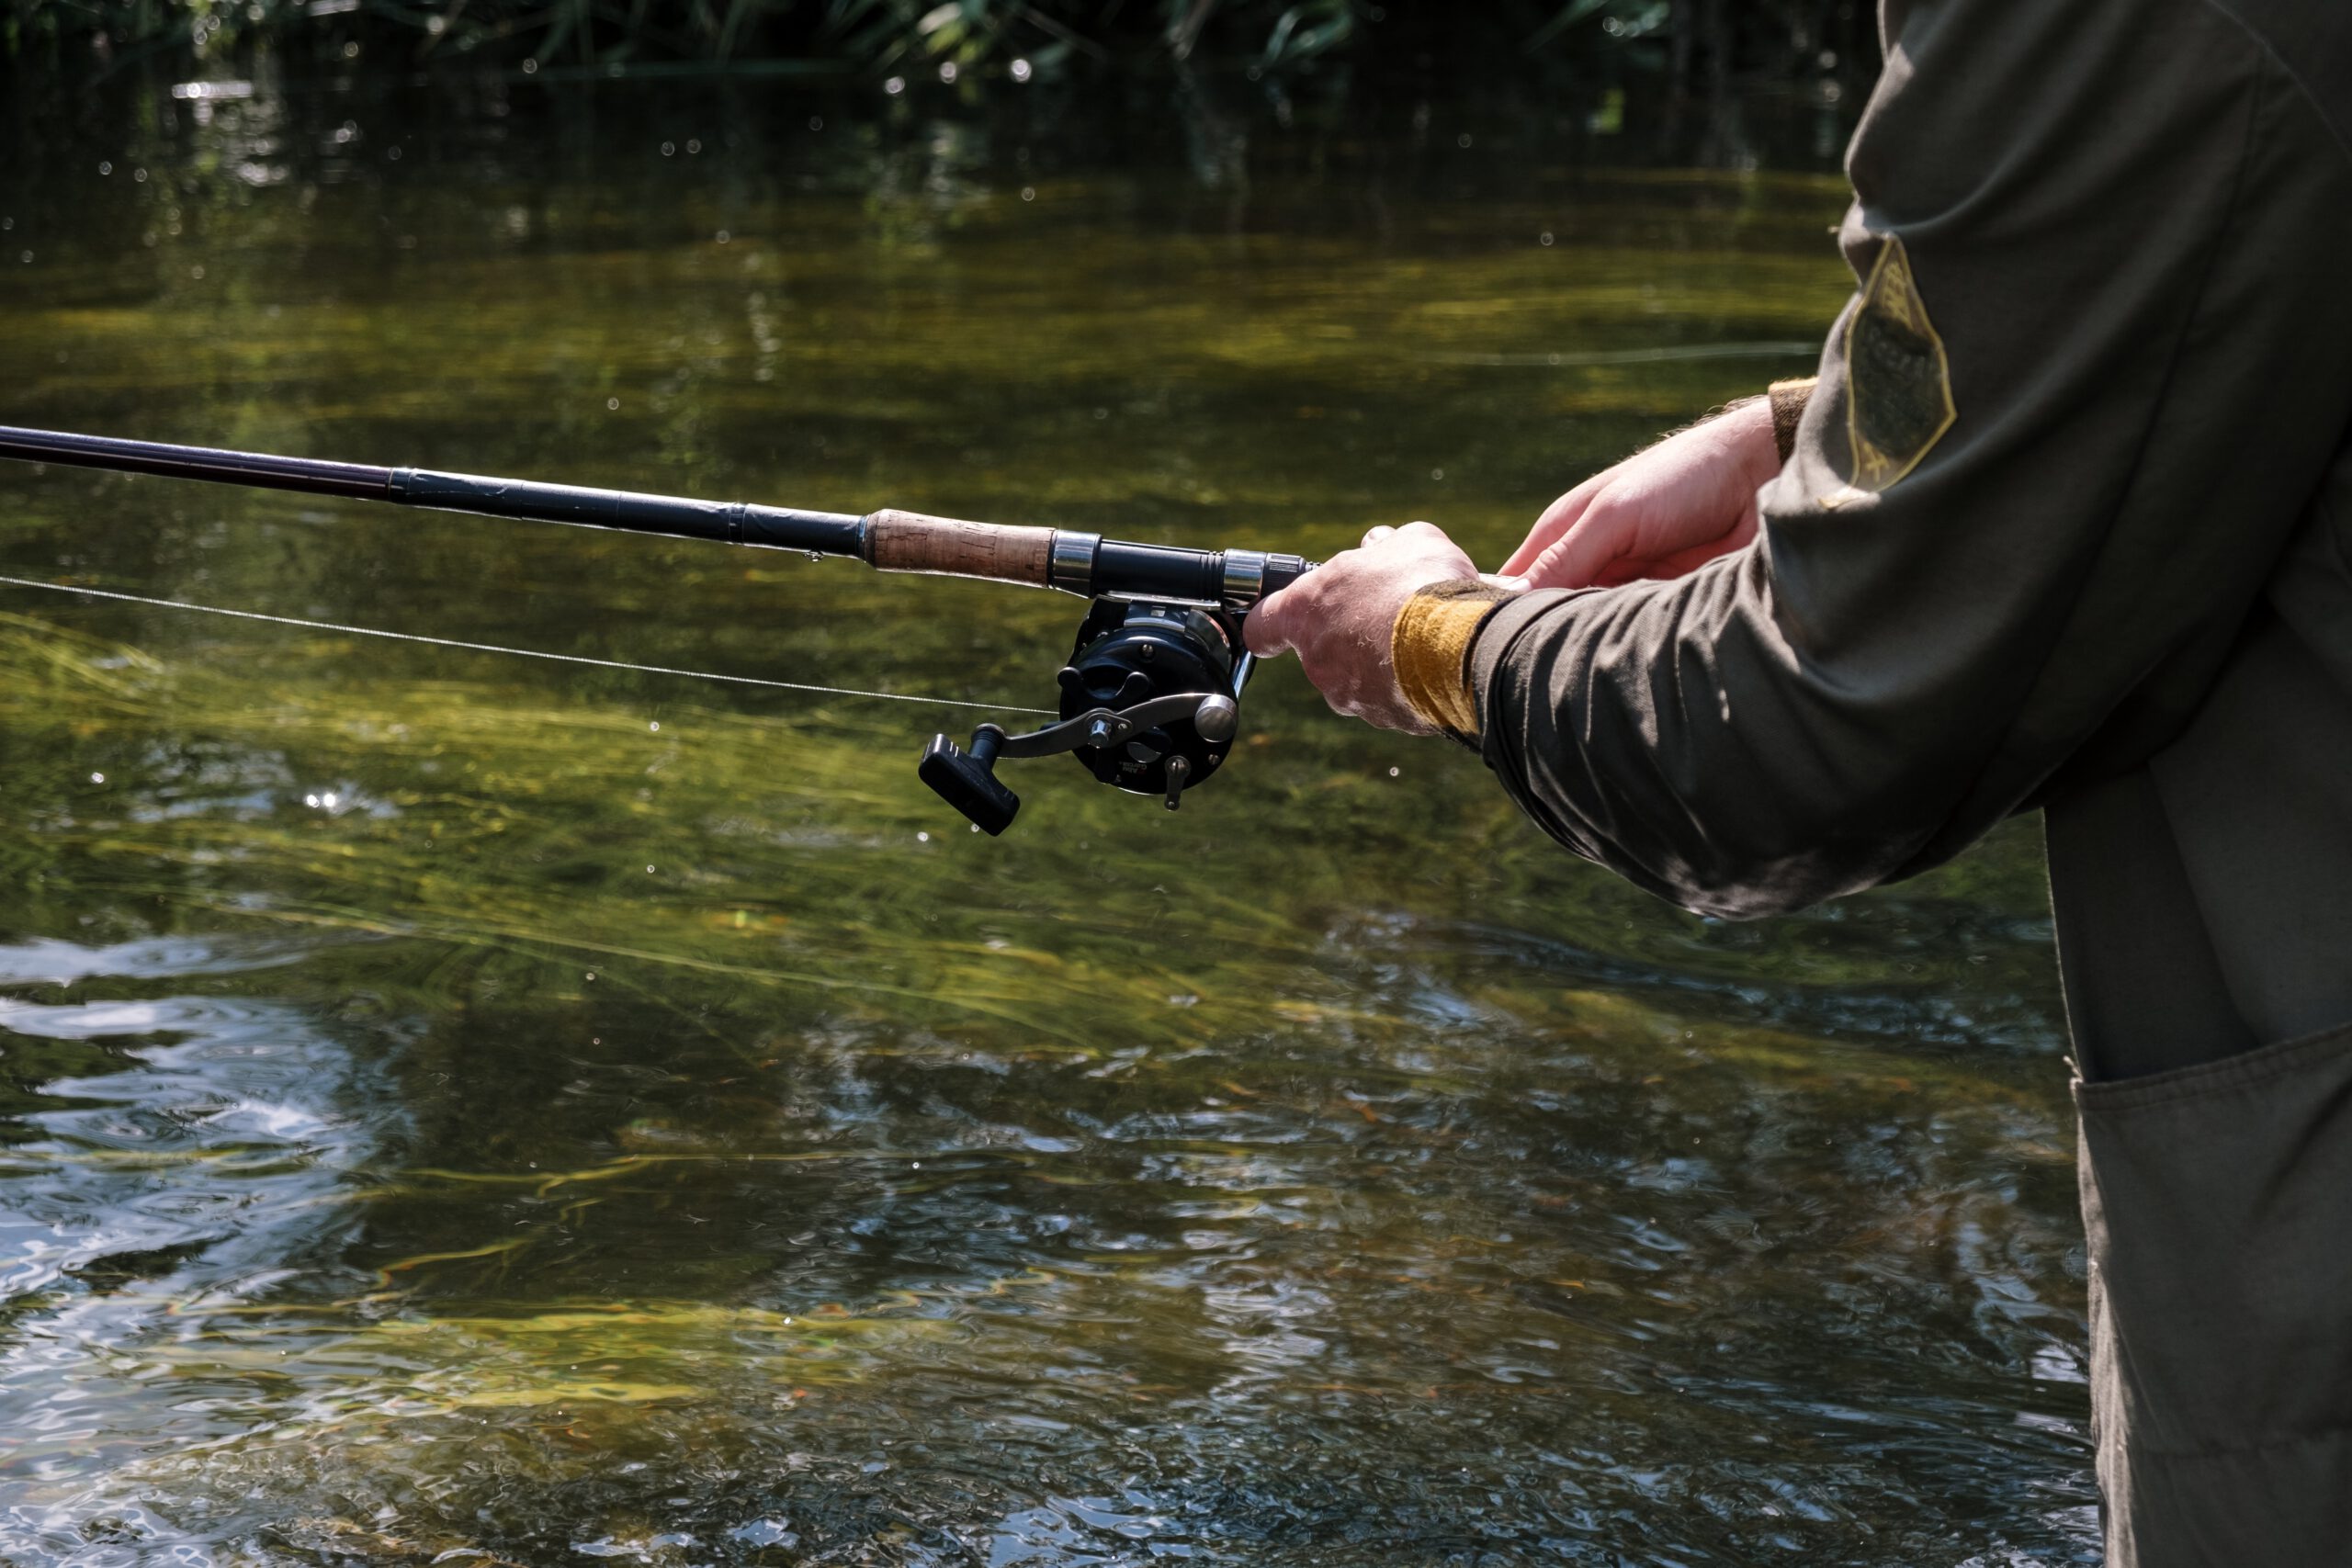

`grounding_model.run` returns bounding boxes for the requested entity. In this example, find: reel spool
[918,597,1252,835]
